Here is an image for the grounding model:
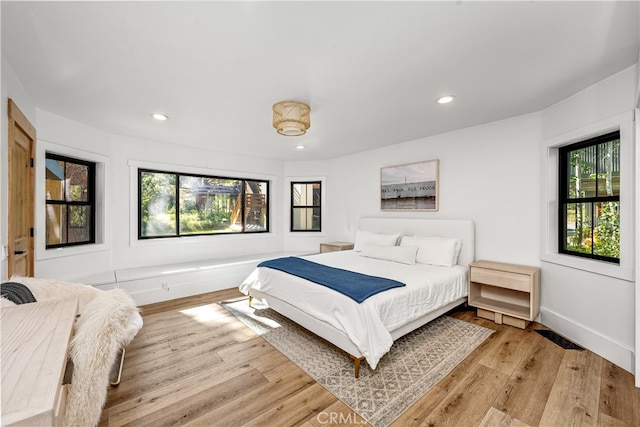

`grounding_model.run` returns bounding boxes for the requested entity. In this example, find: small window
[291,181,321,232]
[558,131,620,263]
[45,153,96,248]
[138,169,269,238]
